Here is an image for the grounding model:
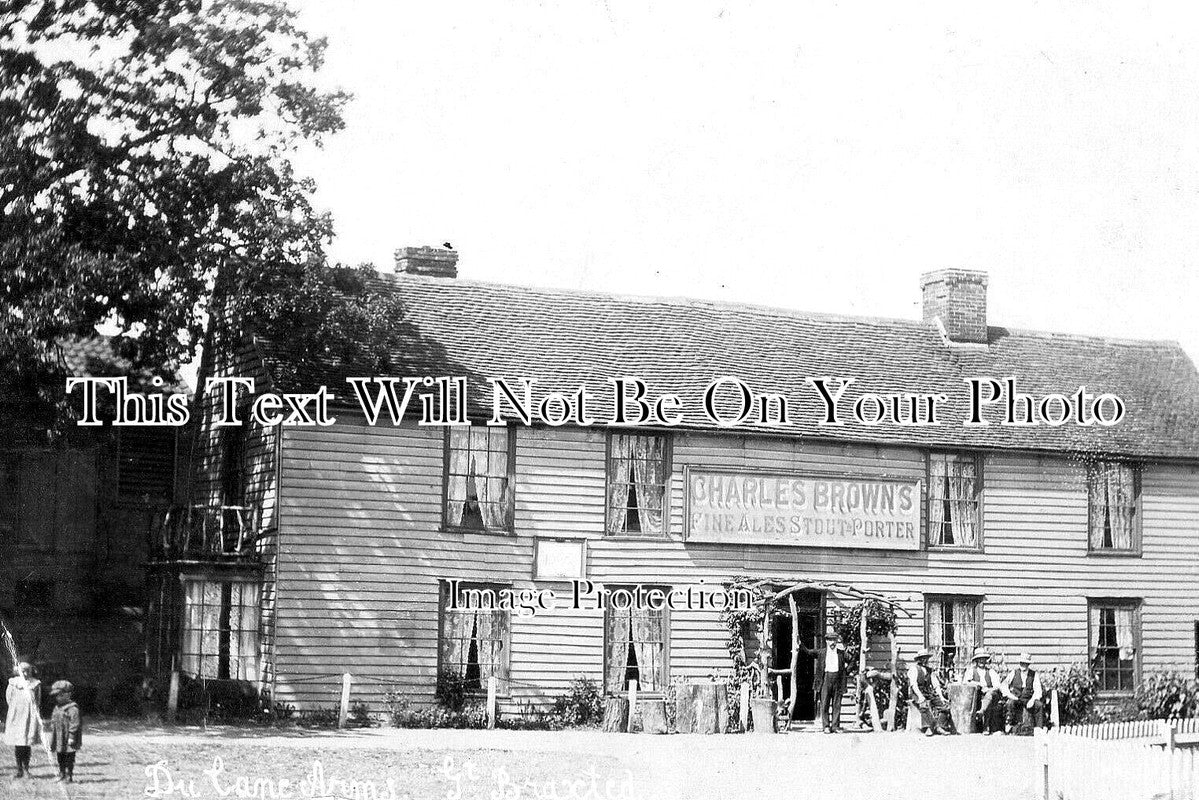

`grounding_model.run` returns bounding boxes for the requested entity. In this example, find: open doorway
[769,591,824,721]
